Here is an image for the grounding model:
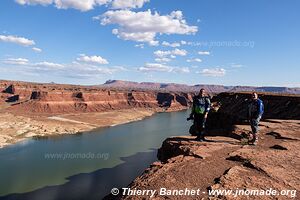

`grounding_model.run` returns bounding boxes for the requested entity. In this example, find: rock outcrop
[2,84,15,94]
[212,92,300,120]
[205,92,300,134]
